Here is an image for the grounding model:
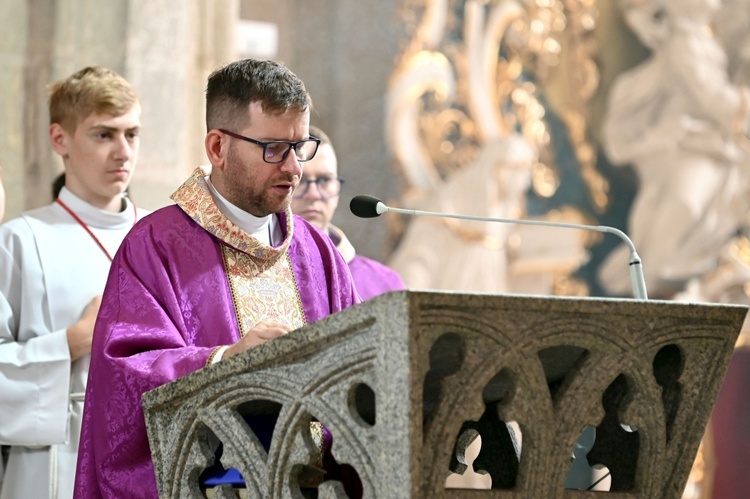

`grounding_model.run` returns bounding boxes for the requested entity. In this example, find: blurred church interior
[2,0,749,496]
